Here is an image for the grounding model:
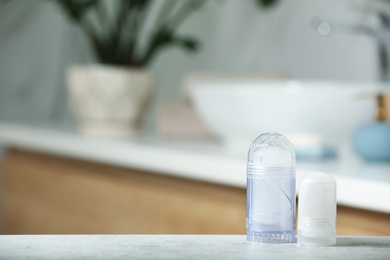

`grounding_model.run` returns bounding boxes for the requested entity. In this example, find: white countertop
[0,235,389,259]
[0,123,390,213]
